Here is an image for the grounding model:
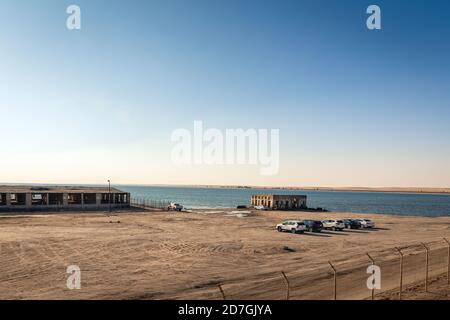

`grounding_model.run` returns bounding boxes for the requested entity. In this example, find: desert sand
[0,209,449,300]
